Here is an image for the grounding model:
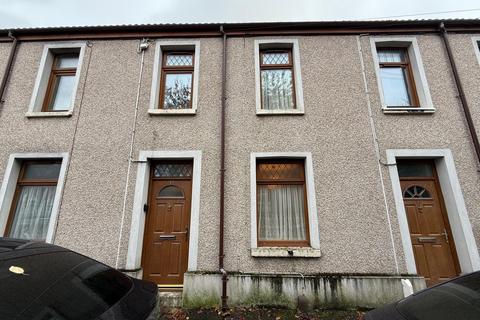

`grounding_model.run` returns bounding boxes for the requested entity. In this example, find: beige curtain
[9,186,56,240]
[258,185,306,241]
